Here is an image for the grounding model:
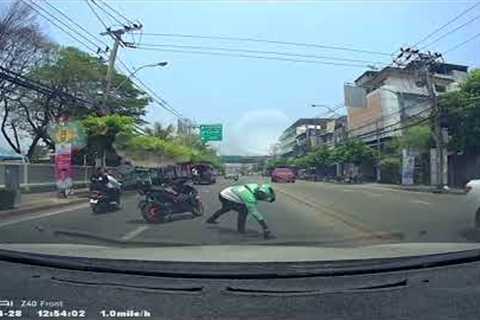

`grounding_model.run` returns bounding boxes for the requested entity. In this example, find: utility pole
[376,119,381,182]
[100,25,142,114]
[394,48,445,189]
